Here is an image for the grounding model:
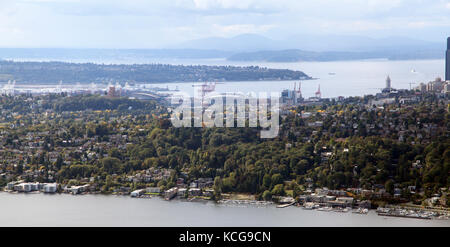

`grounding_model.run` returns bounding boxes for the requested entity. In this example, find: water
[3,58,445,98]
[0,193,448,227]
[148,59,445,98]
